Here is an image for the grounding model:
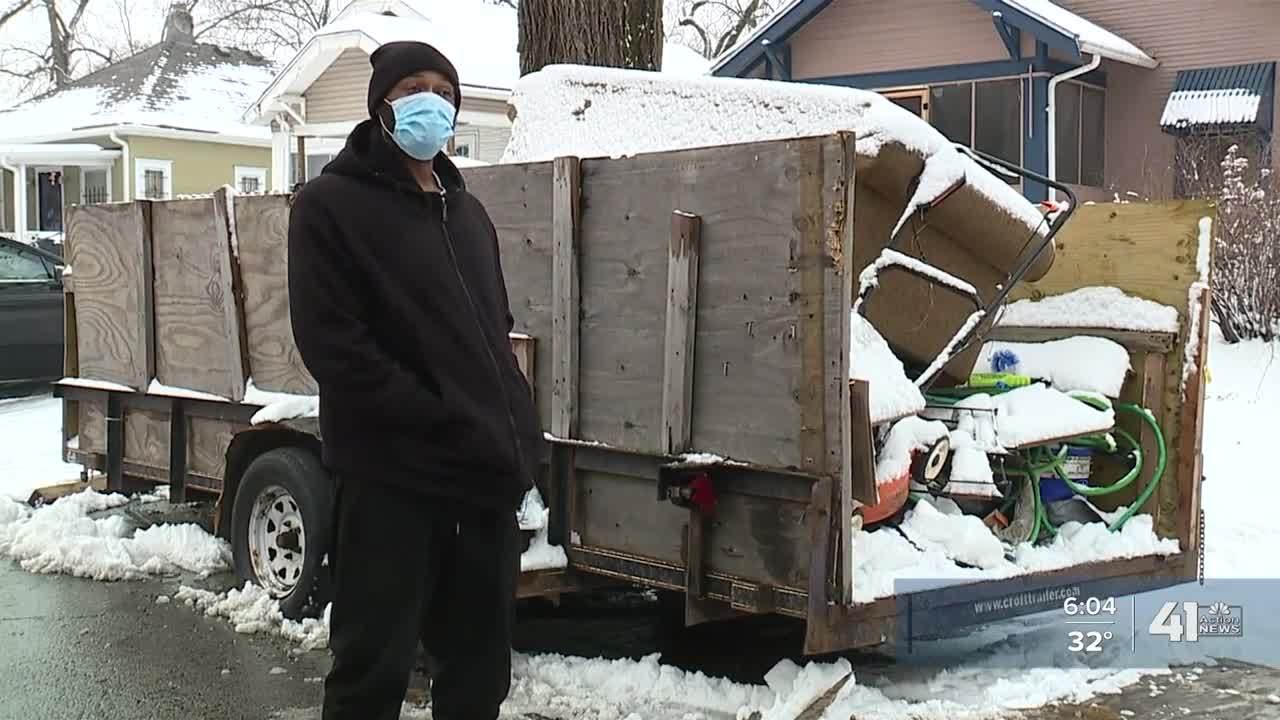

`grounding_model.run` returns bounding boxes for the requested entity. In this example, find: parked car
[0,236,64,397]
